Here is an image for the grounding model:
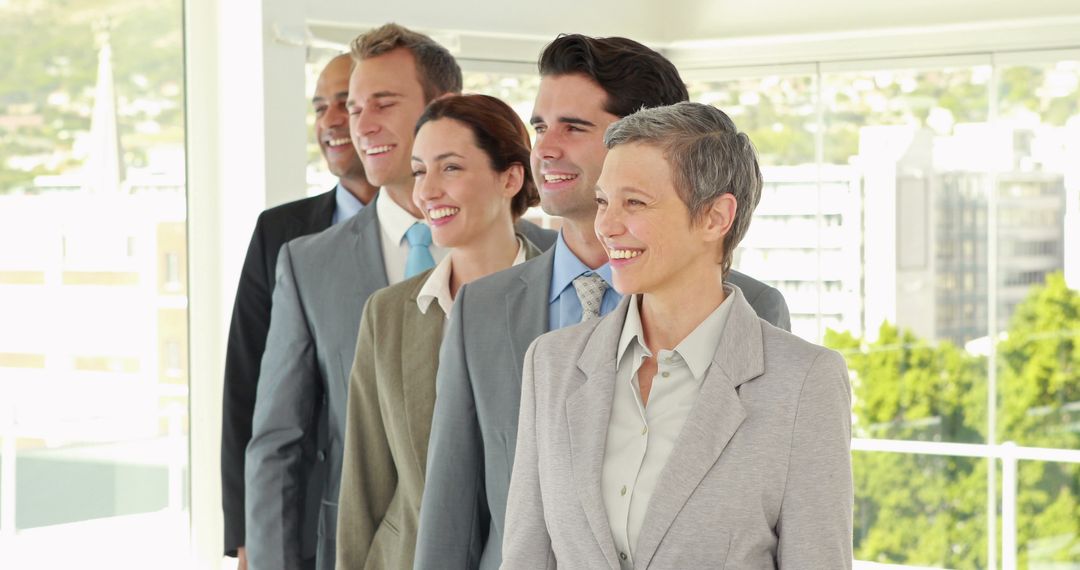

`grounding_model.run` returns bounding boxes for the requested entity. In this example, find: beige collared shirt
[417,238,528,318]
[601,286,735,569]
[375,189,448,285]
